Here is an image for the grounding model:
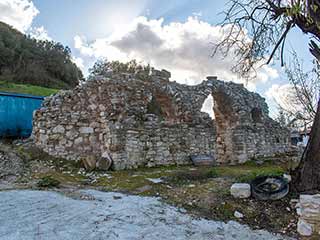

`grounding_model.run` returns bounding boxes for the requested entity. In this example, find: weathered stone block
[79,127,94,134]
[81,156,96,171]
[66,129,79,140]
[39,134,48,143]
[230,183,251,198]
[297,219,313,236]
[297,194,320,236]
[160,69,171,78]
[96,152,113,171]
[191,154,215,166]
[52,125,65,134]
[74,137,83,145]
